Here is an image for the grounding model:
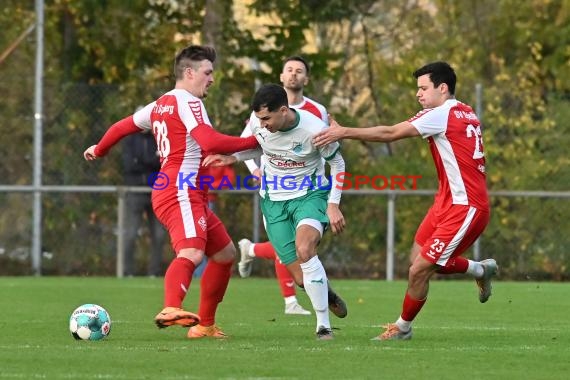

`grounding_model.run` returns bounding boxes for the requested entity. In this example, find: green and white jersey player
[204,83,346,340]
